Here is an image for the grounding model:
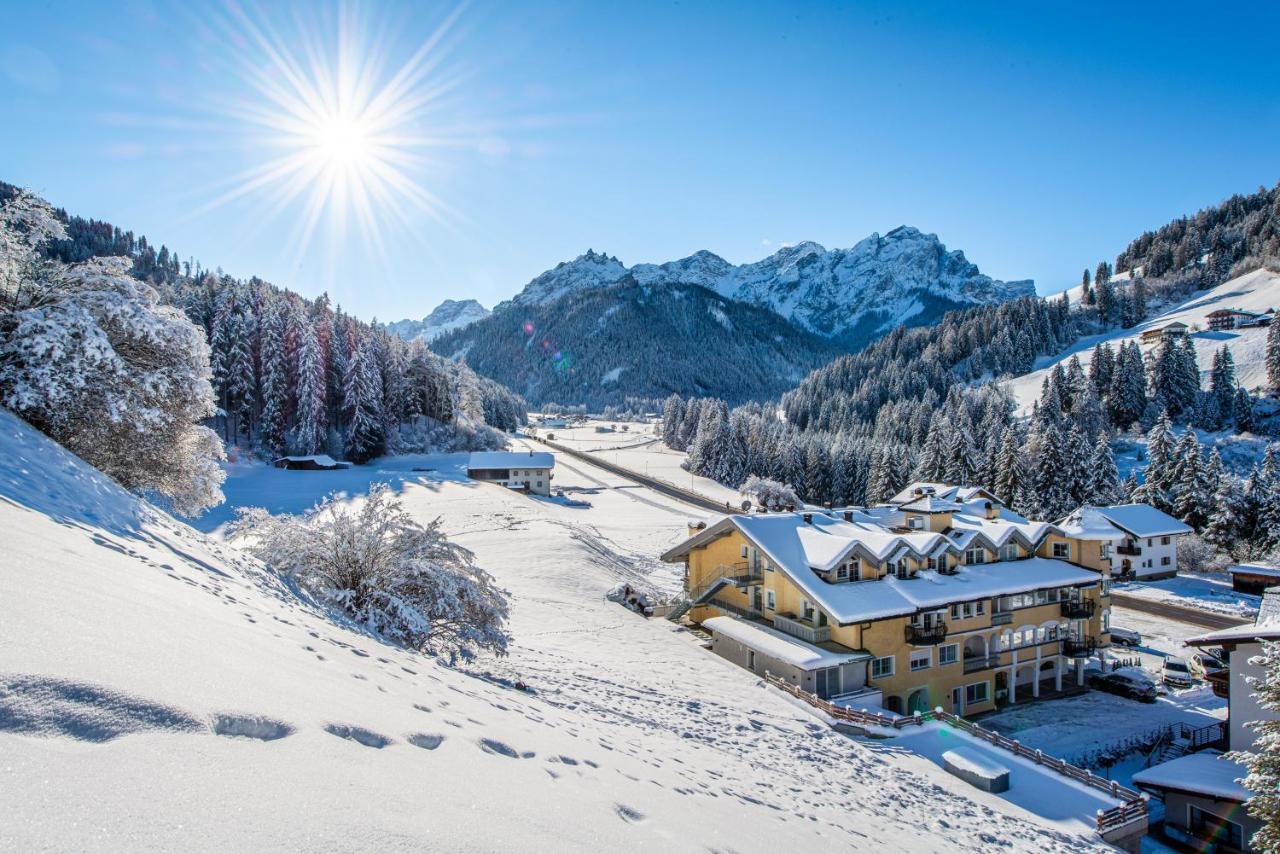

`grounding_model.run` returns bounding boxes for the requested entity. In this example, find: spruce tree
[1088,433,1120,505]
[1268,319,1280,392]
[1134,411,1175,512]
[291,324,326,454]
[258,301,290,455]
[915,417,949,482]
